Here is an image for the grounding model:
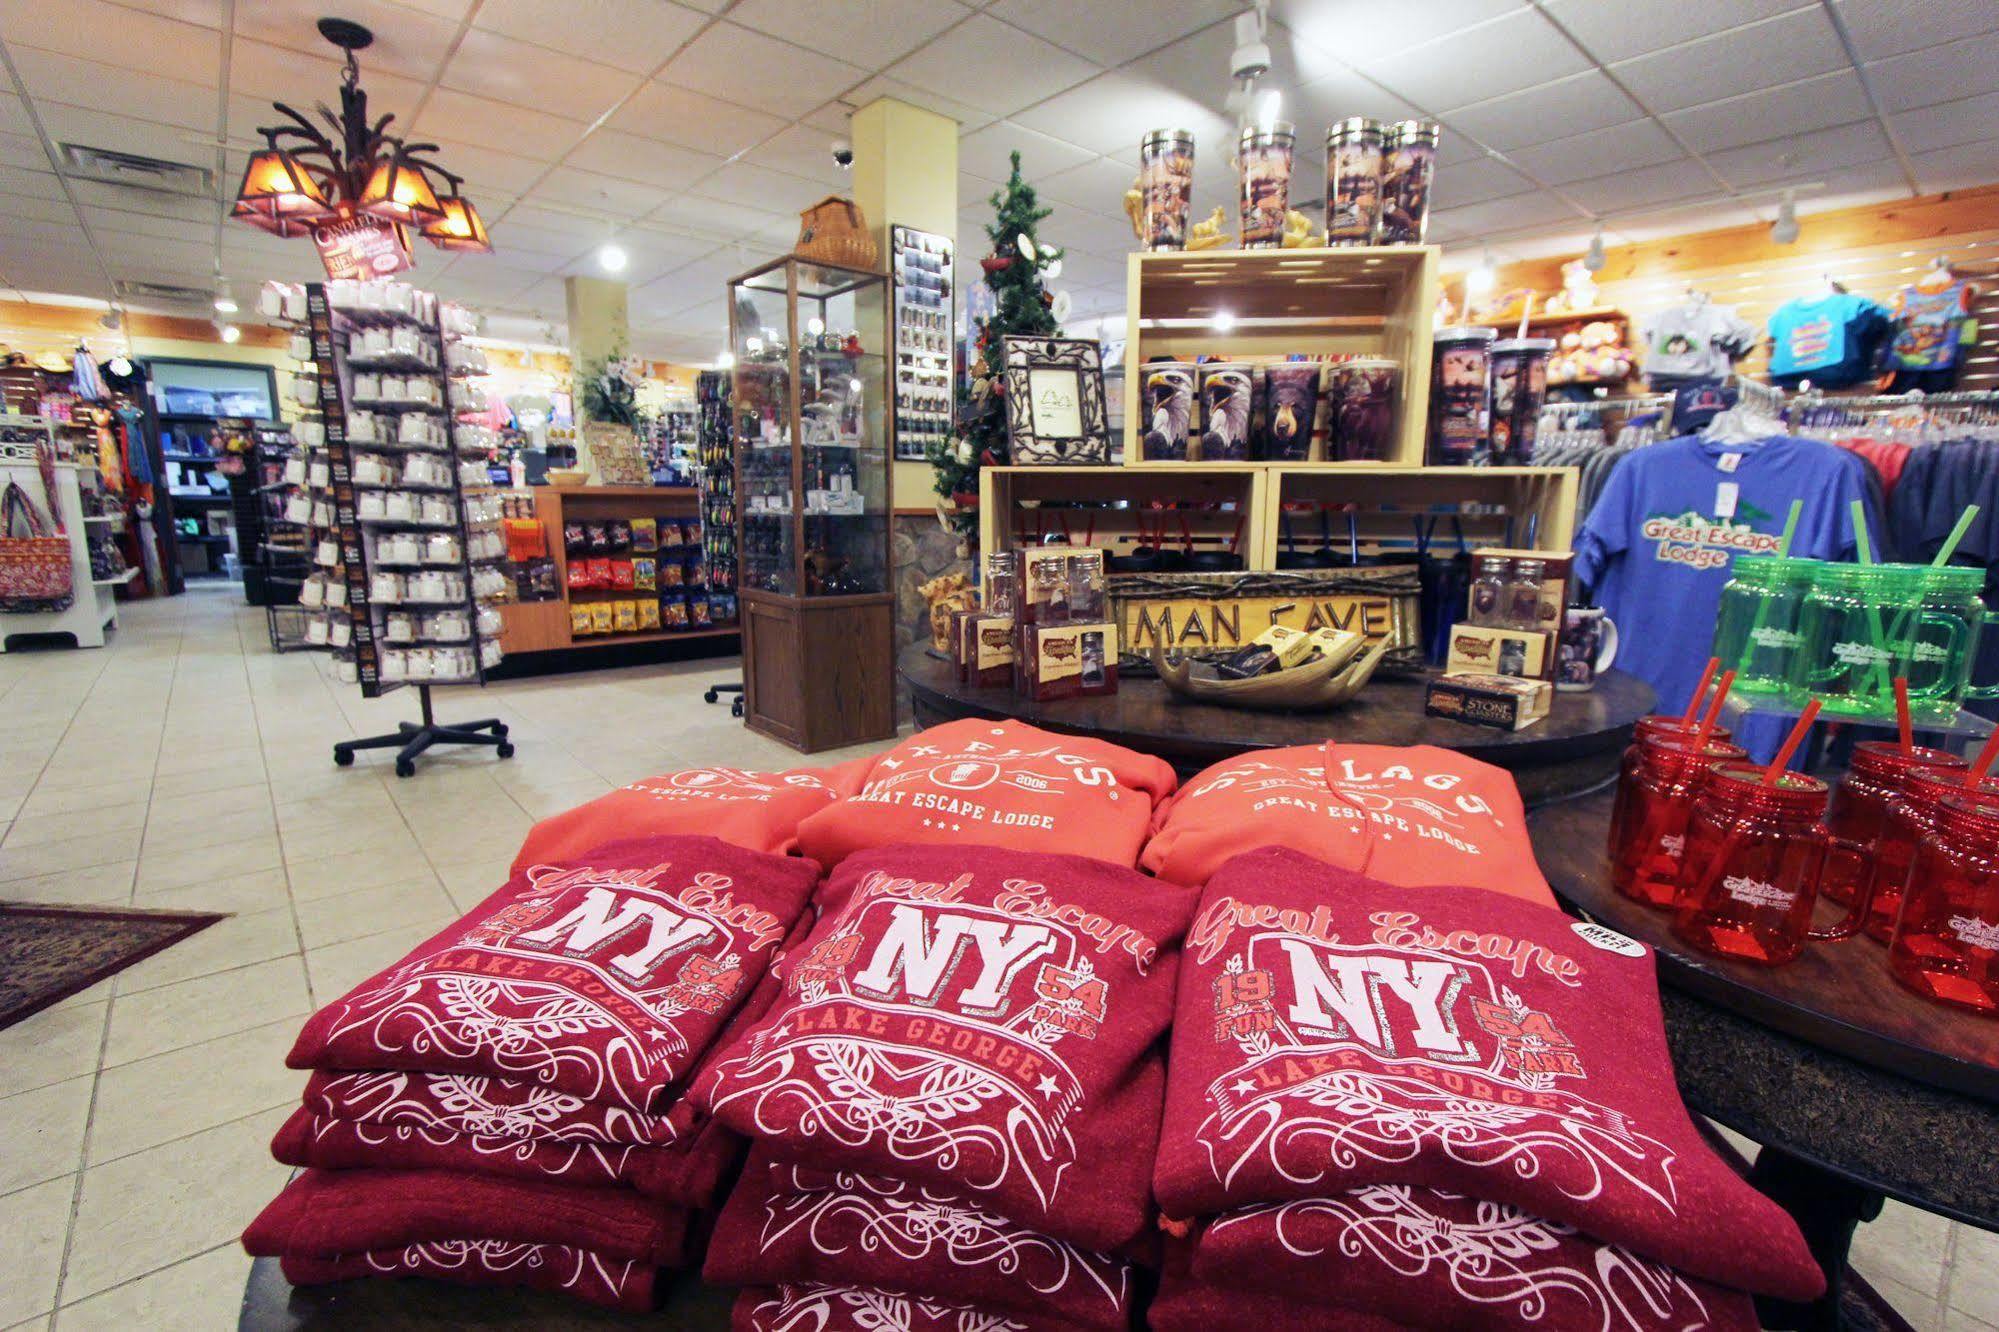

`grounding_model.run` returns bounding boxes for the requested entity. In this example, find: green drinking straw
[1850,499,1873,565]
[1933,505,1981,567]
[1777,499,1803,558]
